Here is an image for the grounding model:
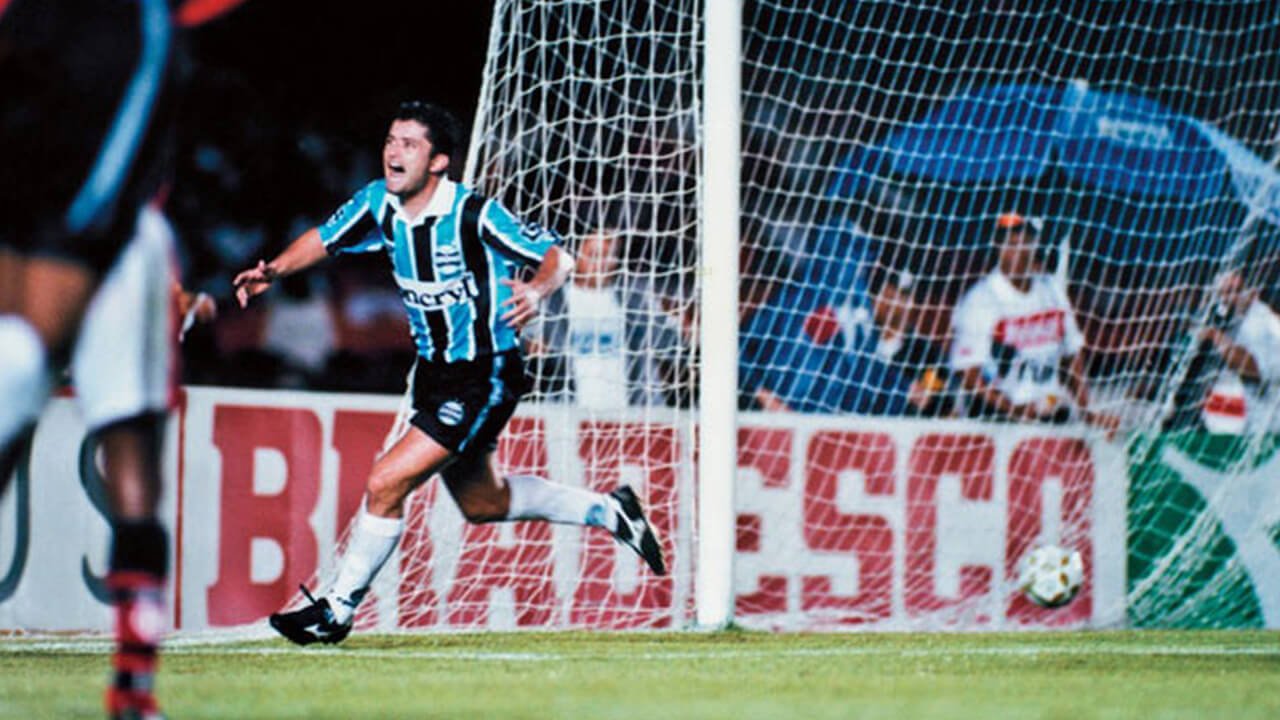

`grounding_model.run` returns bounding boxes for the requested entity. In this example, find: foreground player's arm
[232,228,328,308]
[172,281,218,341]
[501,245,573,329]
